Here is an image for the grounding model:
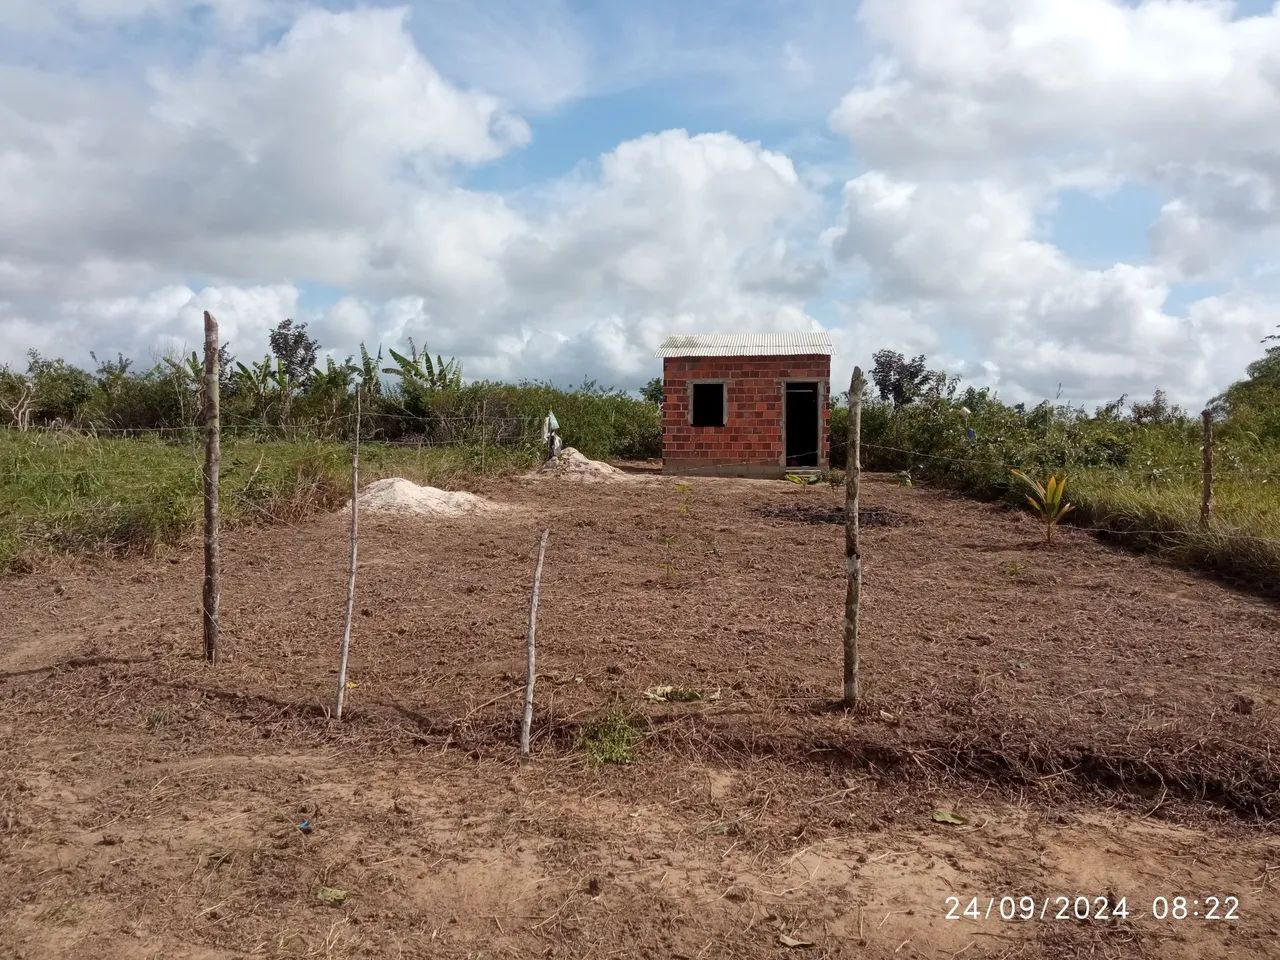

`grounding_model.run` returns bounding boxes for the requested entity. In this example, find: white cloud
[824,0,1280,406]
[827,174,1065,304]
[831,0,1280,277]
[0,7,528,296]
[0,4,830,388]
[150,8,529,174]
[827,170,1277,406]
[4,0,1279,408]
[0,284,298,367]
